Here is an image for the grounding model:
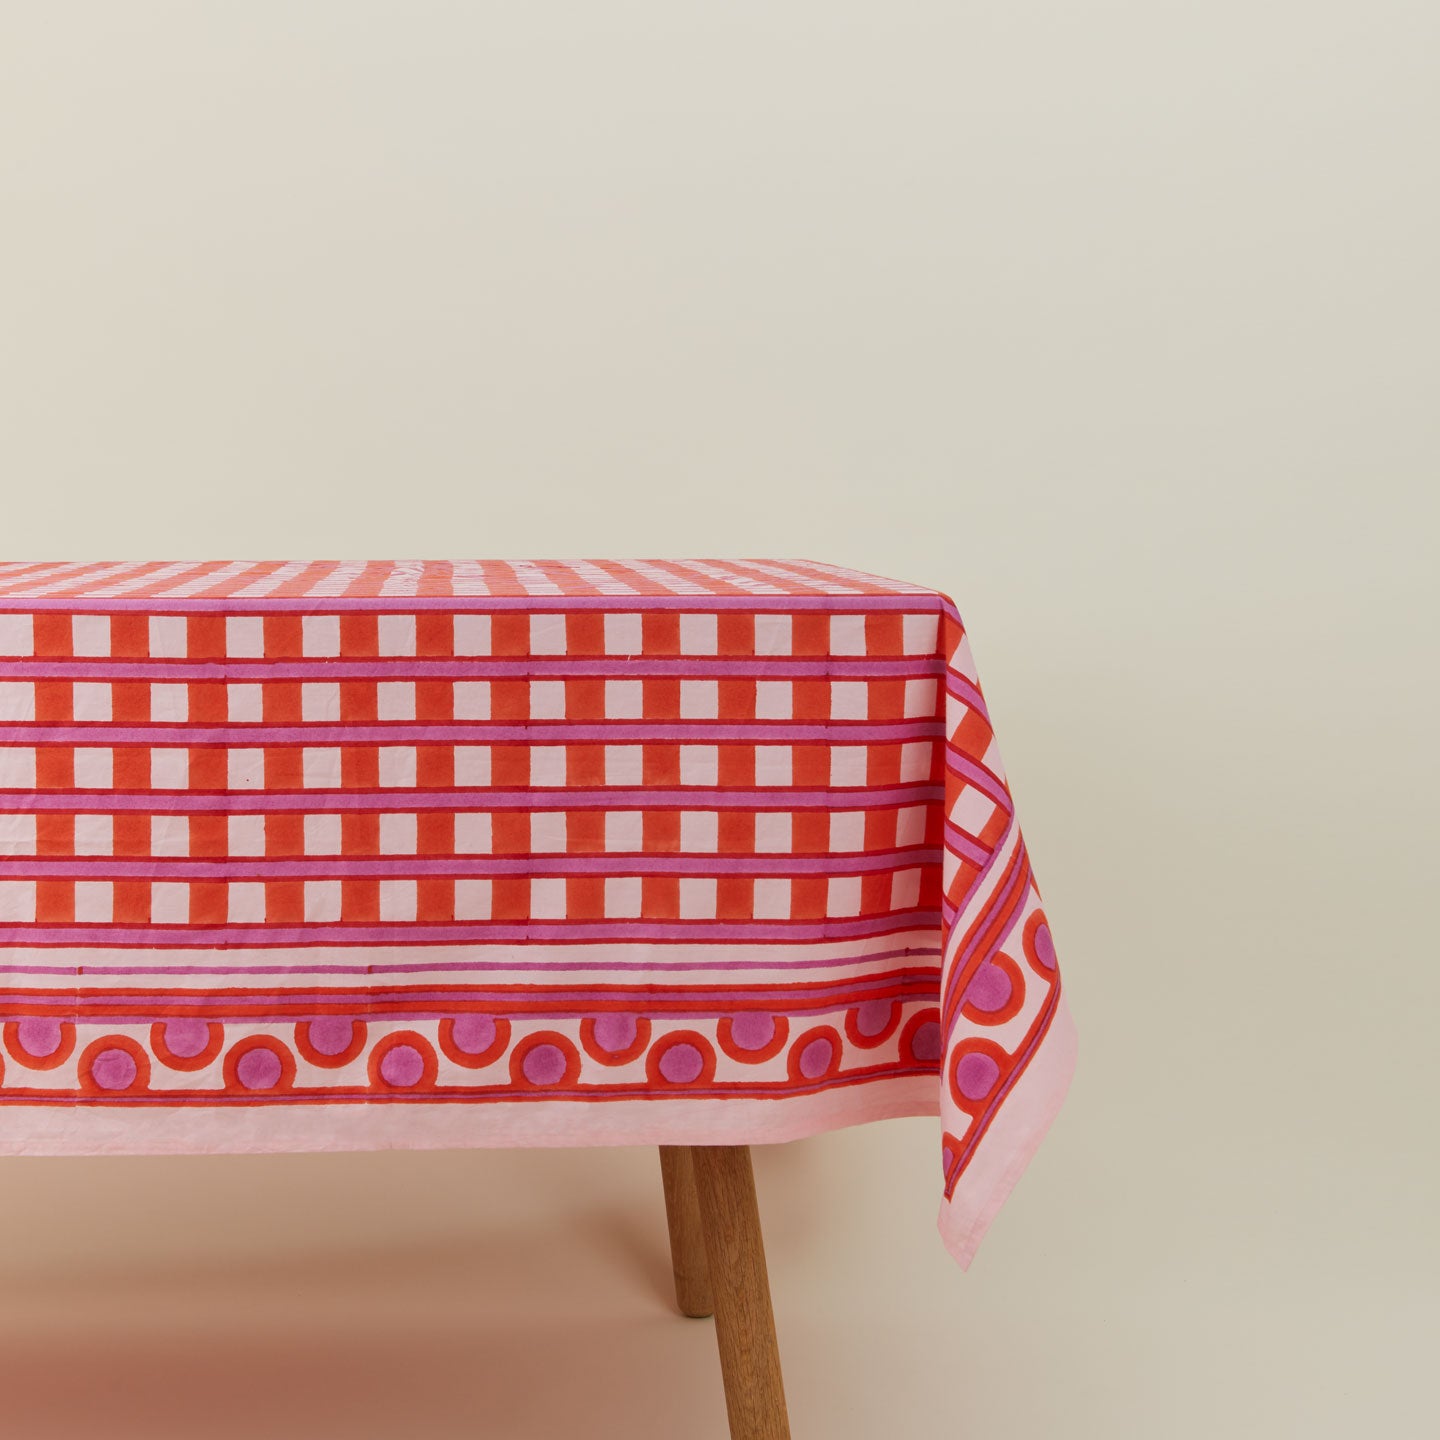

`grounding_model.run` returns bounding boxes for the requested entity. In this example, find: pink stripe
[0,721,943,746]
[0,943,942,977]
[0,974,941,1016]
[0,848,941,880]
[0,657,939,679]
[3,784,943,812]
[0,912,943,949]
